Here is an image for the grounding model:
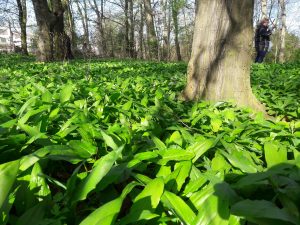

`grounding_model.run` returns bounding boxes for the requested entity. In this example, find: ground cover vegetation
[0,54,300,225]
